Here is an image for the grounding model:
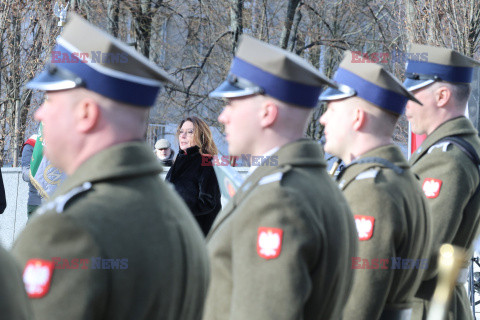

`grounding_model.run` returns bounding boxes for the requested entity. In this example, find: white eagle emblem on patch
[354,215,375,240]
[257,227,283,259]
[422,178,442,199]
[23,259,55,298]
